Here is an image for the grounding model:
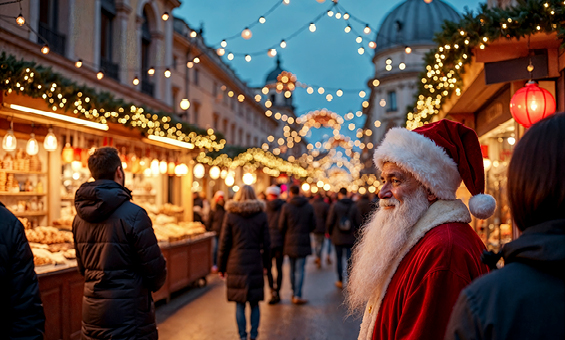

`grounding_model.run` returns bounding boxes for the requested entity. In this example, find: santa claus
[347,120,494,340]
